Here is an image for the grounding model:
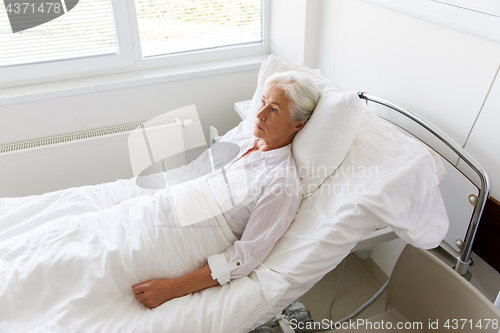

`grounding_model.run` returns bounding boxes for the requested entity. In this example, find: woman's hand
[132,265,219,309]
[132,279,176,309]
